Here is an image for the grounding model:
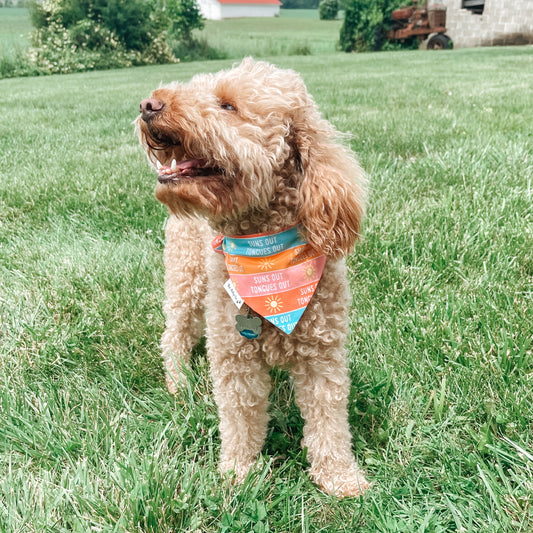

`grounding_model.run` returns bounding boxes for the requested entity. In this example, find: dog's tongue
[176,159,202,171]
[158,159,205,178]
